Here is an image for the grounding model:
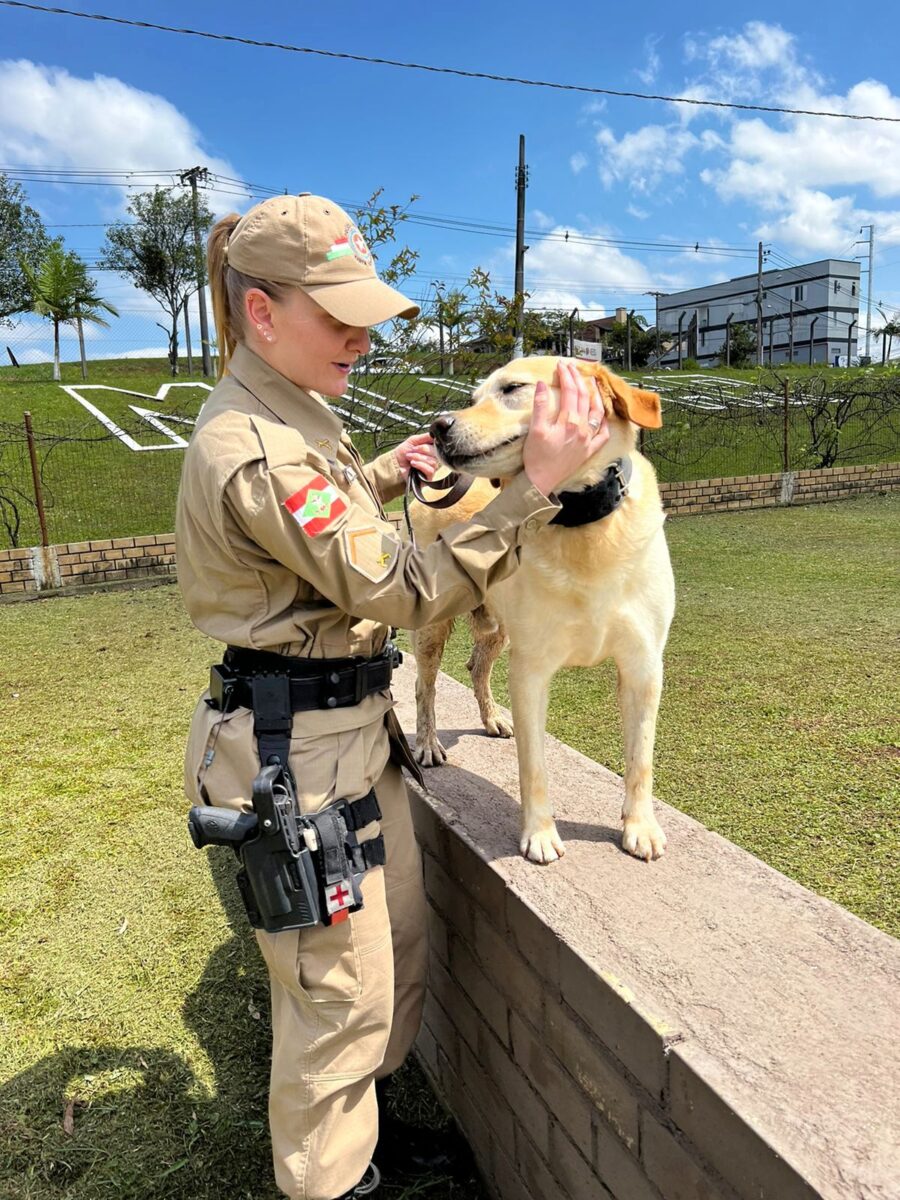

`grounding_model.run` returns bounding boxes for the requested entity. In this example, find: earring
[256,324,262,331]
